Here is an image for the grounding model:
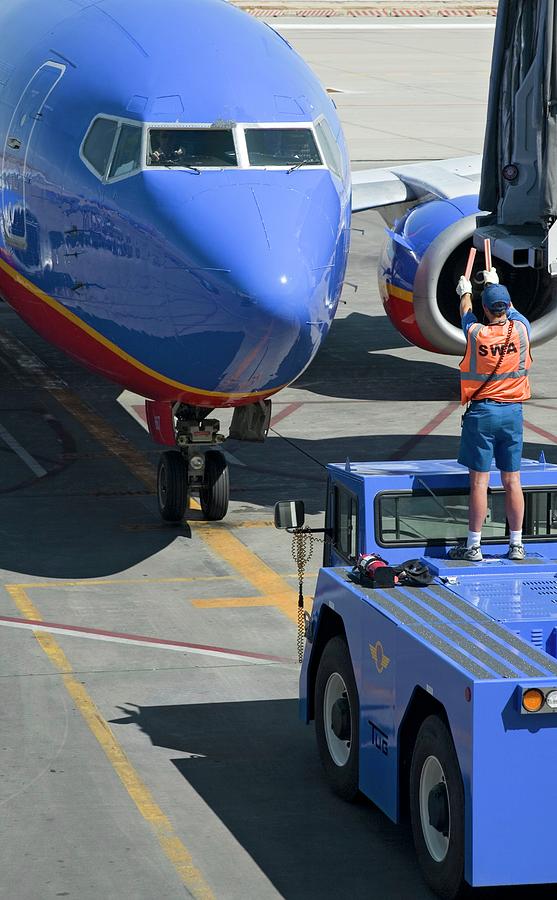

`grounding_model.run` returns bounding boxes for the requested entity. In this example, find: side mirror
[274,500,305,530]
